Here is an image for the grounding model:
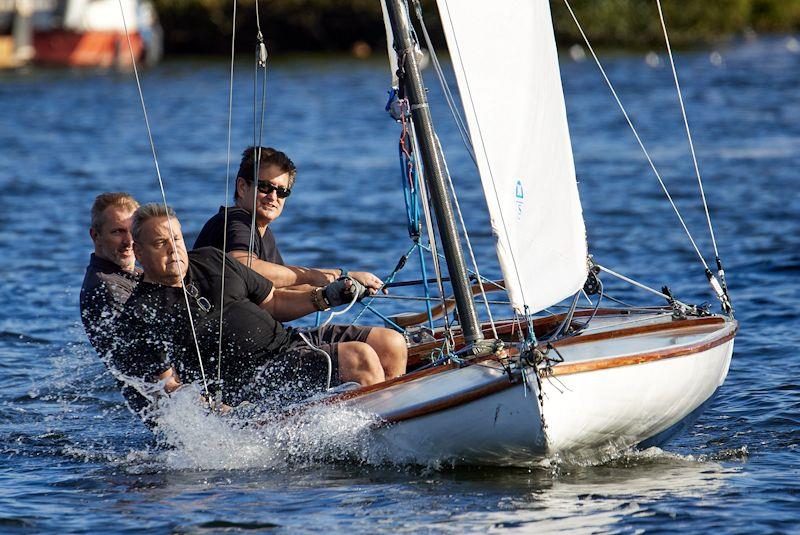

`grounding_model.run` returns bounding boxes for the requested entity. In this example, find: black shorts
[242,324,373,404]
